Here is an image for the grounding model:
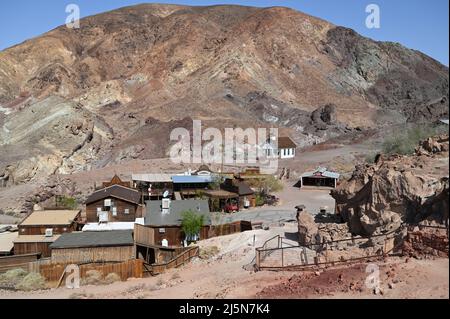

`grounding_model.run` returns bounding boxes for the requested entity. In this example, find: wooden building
[172,175,213,195]
[132,173,174,200]
[201,189,239,212]
[85,184,143,223]
[18,210,82,236]
[0,226,18,256]
[13,235,60,257]
[261,136,297,159]
[101,174,132,189]
[298,167,340,188]
[221,178,256,208]
[49,230,135,264]
[135,199,211,264]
